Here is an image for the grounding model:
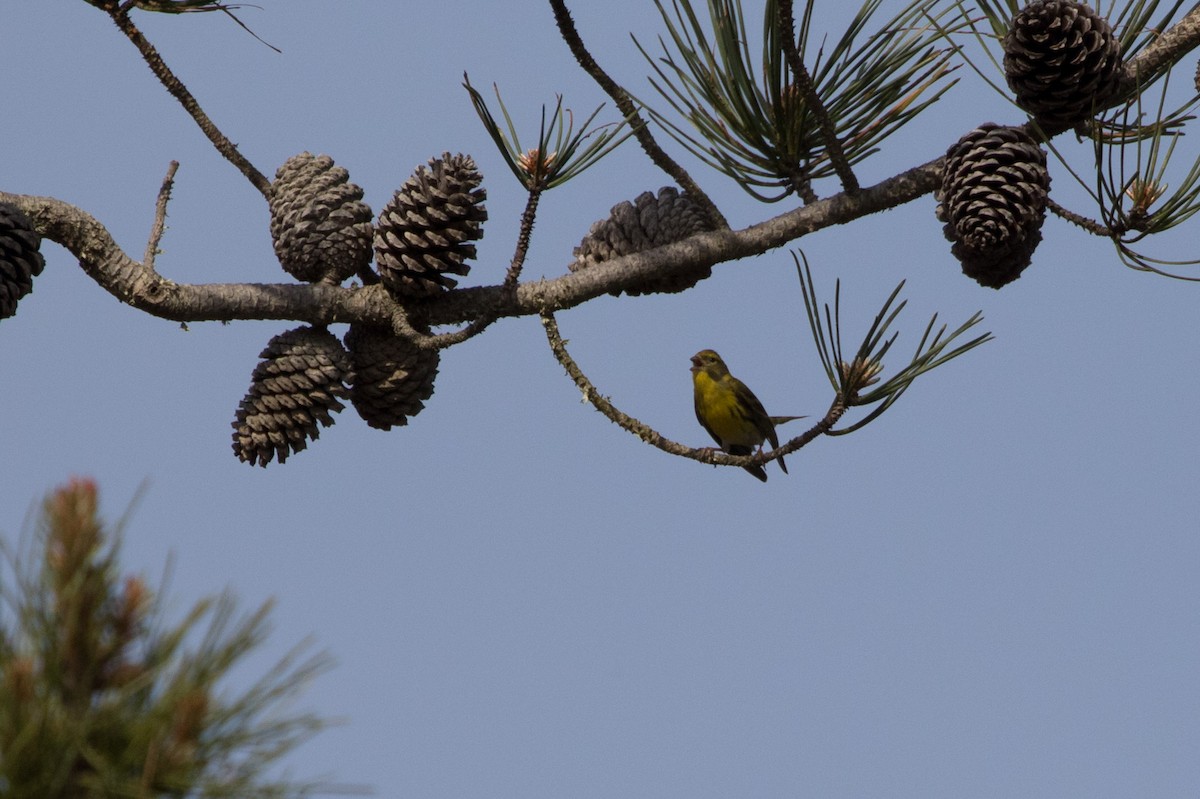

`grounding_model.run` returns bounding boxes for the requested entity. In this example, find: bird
[690,349,796,482]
